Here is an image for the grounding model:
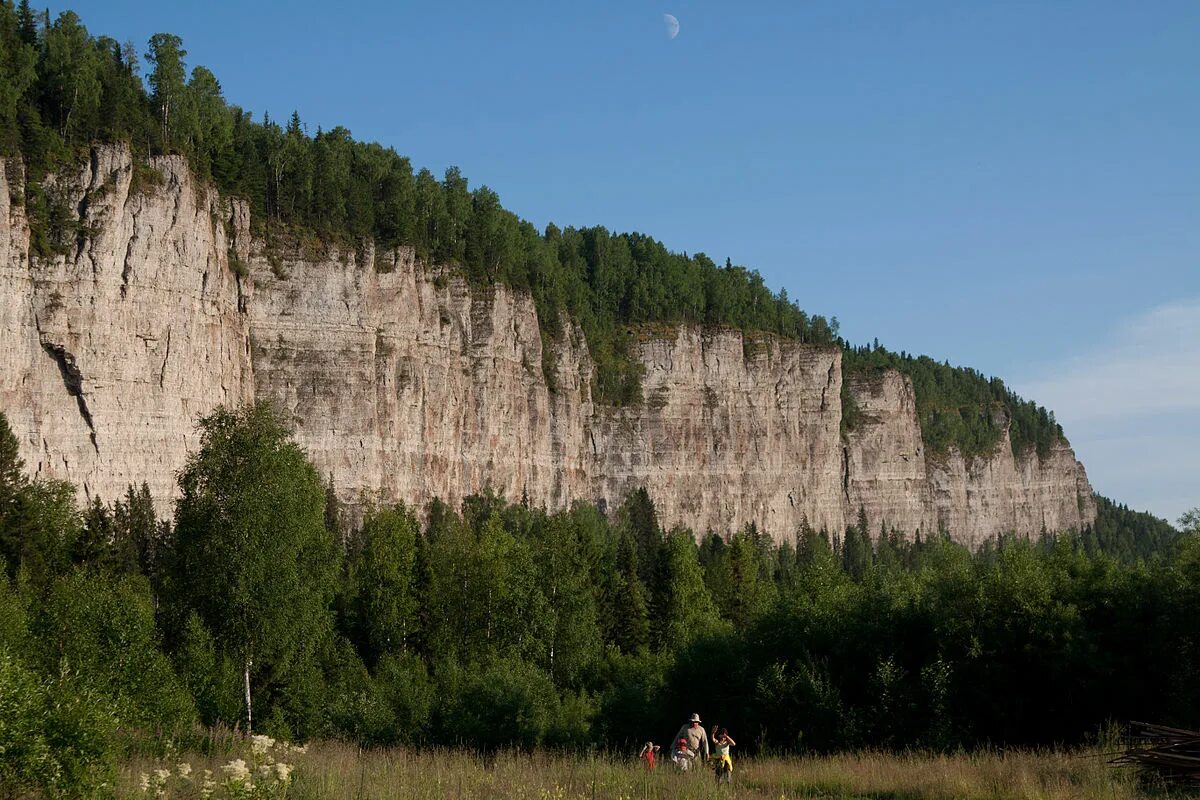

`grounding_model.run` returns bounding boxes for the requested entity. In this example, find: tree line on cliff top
[0,1,1060,454]
[0,405,1192,794]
